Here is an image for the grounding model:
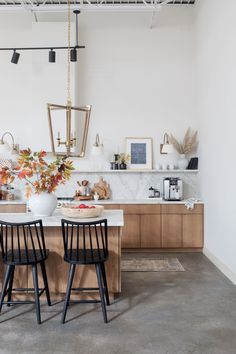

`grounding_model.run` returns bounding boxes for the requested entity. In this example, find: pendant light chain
[67,0,71,106]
